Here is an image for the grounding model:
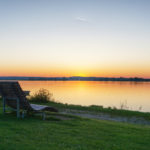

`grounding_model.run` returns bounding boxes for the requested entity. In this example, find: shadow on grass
[0,110,82,123]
